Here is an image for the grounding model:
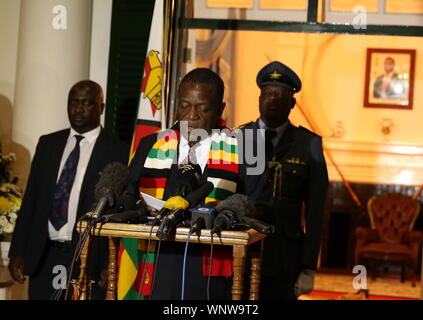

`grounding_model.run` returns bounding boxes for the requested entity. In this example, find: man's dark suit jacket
[126,127,242,300]
[240,120,329,278]
[9,128,129,279]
